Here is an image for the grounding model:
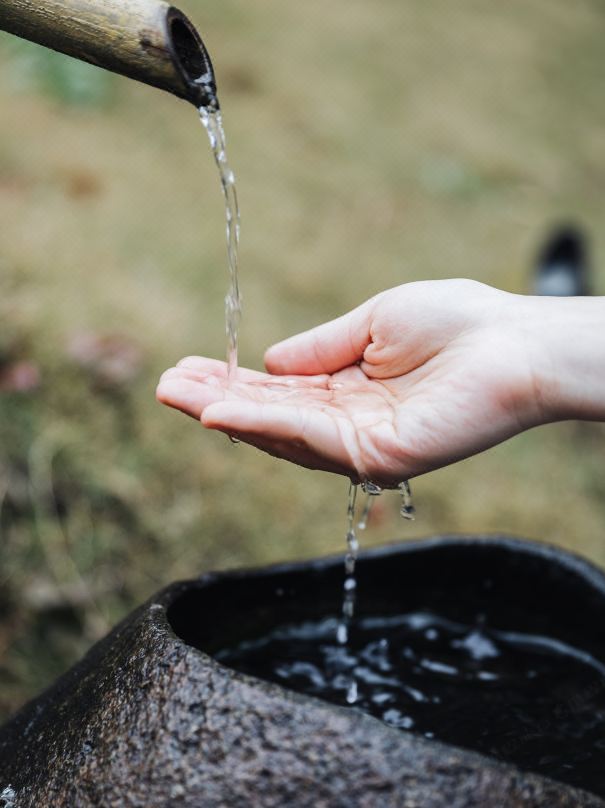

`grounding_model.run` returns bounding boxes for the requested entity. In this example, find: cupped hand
[156,280,546,486]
